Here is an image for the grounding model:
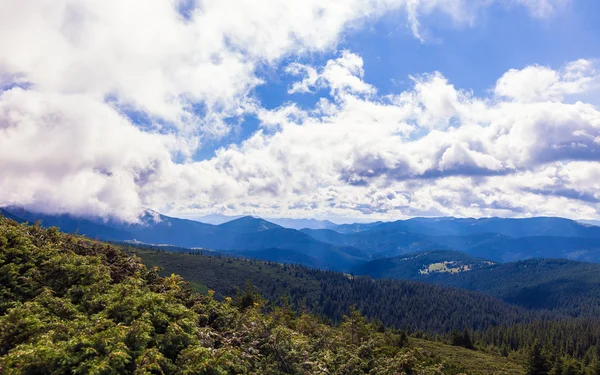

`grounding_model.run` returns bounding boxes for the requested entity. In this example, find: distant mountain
[331,221,385,233]
[0,208,366,271]
[194,213,243,225]
[0,206,135,241]
[454,233,600,262]
[578,219,600,227]
[369,216,600,238]
[217,220,368,270]
[352,250,494,280]
[217,216,281,232]
[194,214,339,230]
[266,217,339,230]
[4,206,600,268]
[304,226,600,262]
[0,207,27,223]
